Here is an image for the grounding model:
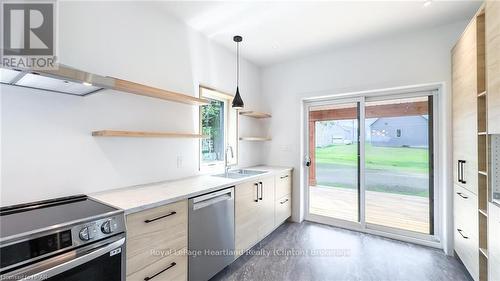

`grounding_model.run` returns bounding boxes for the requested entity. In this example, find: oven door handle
[16,237,125,281]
